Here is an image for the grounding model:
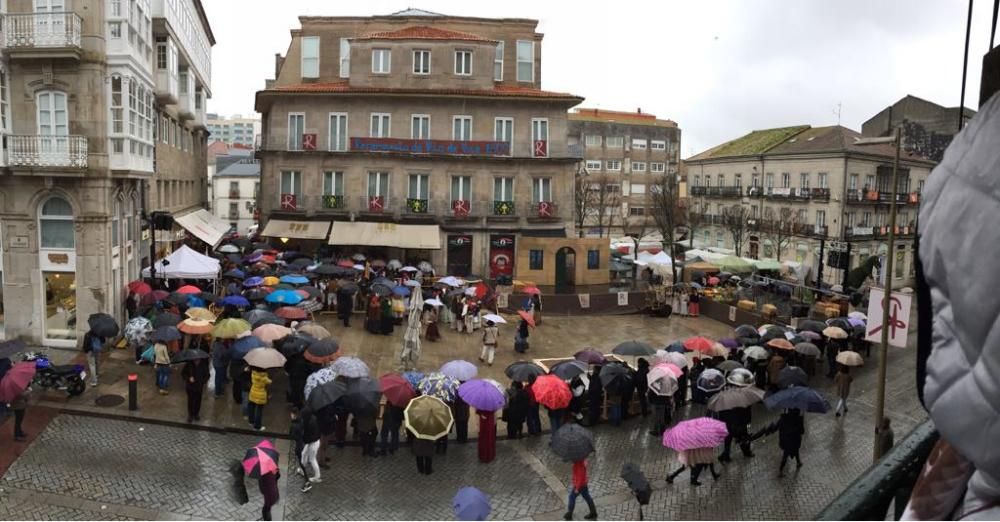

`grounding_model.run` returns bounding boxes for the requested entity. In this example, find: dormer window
[372,48,391,74]
[454,50,472,76]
